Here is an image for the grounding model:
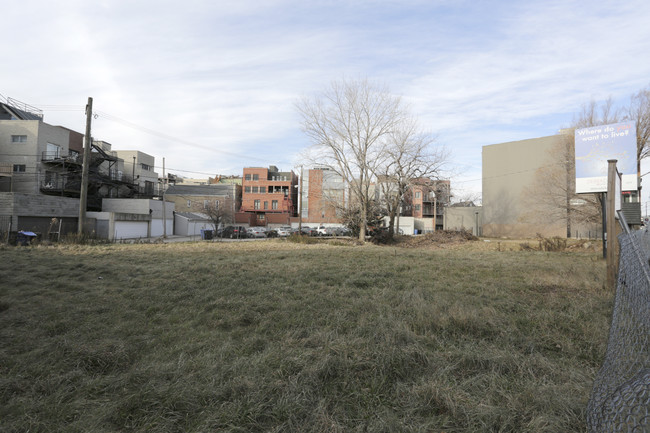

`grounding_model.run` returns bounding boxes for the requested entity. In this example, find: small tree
[203,201,234,233]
